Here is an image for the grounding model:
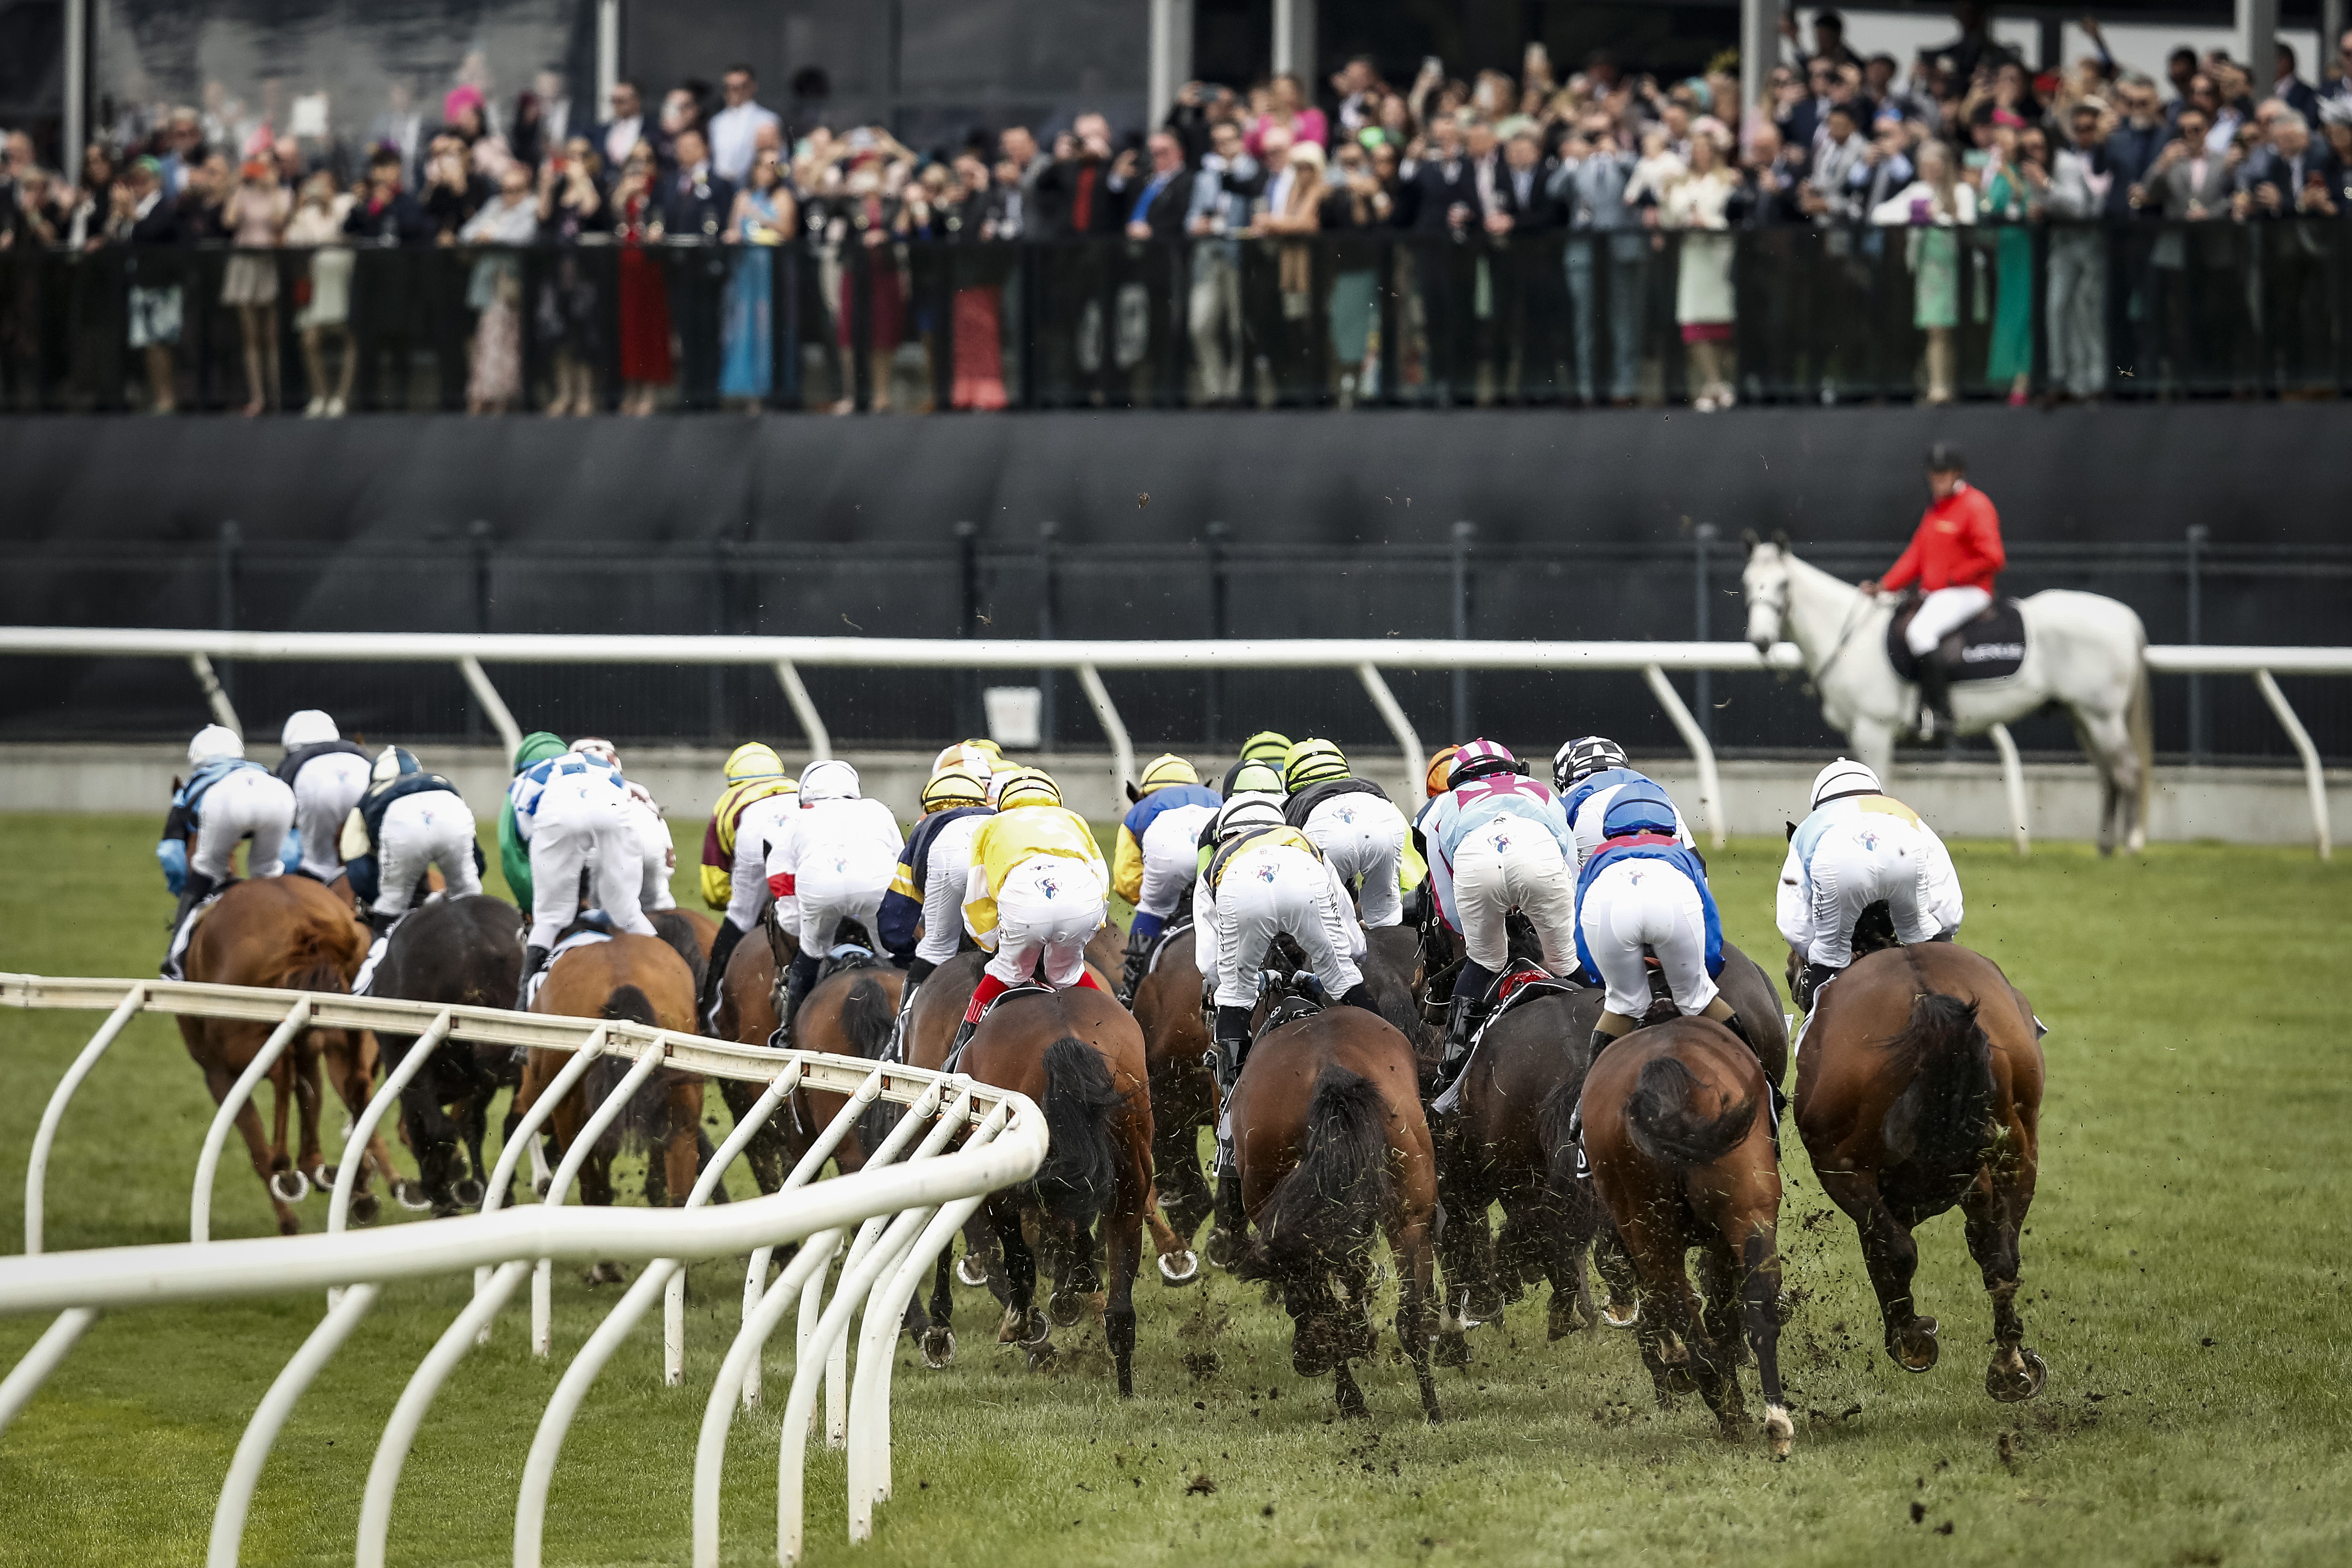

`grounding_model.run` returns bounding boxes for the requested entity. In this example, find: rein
[1808,586,1876,688]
